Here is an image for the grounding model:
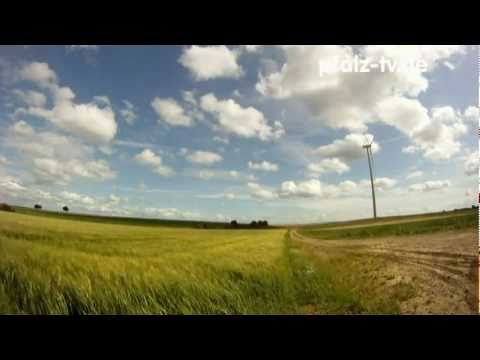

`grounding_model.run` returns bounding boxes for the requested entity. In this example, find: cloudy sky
[0,45,478,224]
